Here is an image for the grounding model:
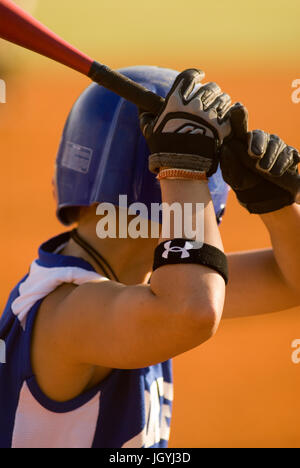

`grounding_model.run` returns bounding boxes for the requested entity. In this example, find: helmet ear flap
[58,206,81,226]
